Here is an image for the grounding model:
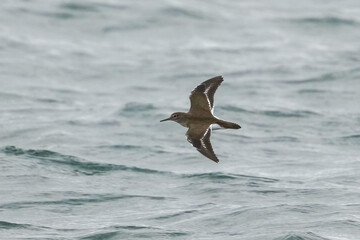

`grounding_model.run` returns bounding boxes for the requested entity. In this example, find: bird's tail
[215,119,241,129]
